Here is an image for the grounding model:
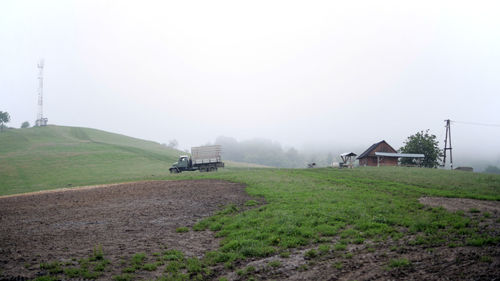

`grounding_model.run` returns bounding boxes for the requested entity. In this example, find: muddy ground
[0,180,253,280]
[1,181,499,280]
